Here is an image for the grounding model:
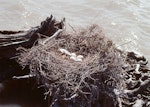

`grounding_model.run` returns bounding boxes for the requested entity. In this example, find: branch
[42,29,63,45]
[63,94,78,101]
[13,74,35,79]
[124,78,150,94]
